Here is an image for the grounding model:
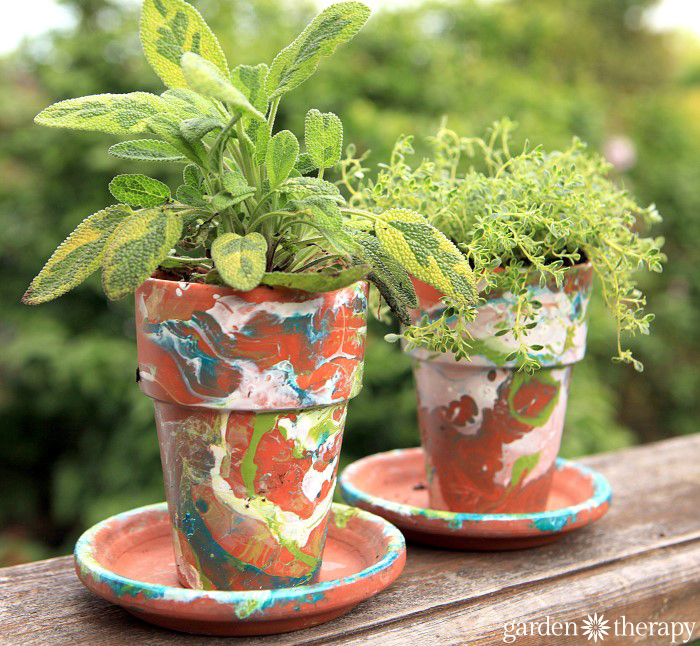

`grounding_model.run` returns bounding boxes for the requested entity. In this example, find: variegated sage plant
[23,0,477,326]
